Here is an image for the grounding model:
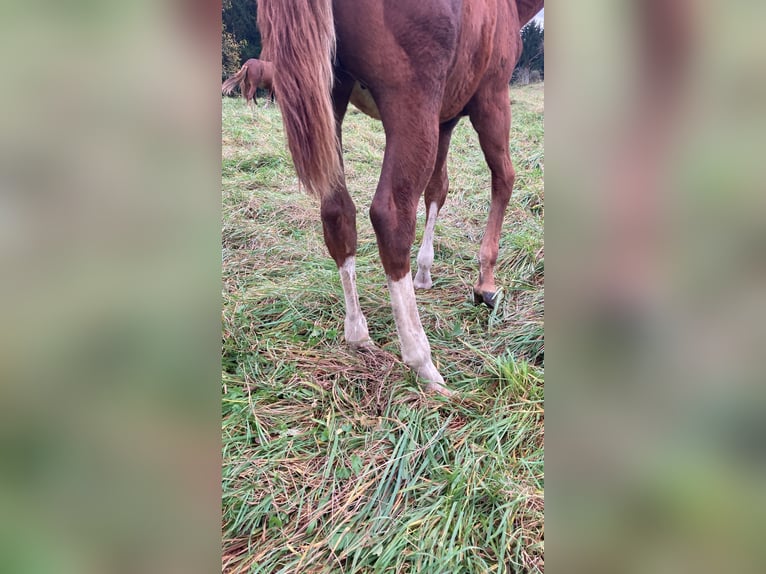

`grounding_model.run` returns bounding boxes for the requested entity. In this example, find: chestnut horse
[258,0,544,395]
[221,58,275,108]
